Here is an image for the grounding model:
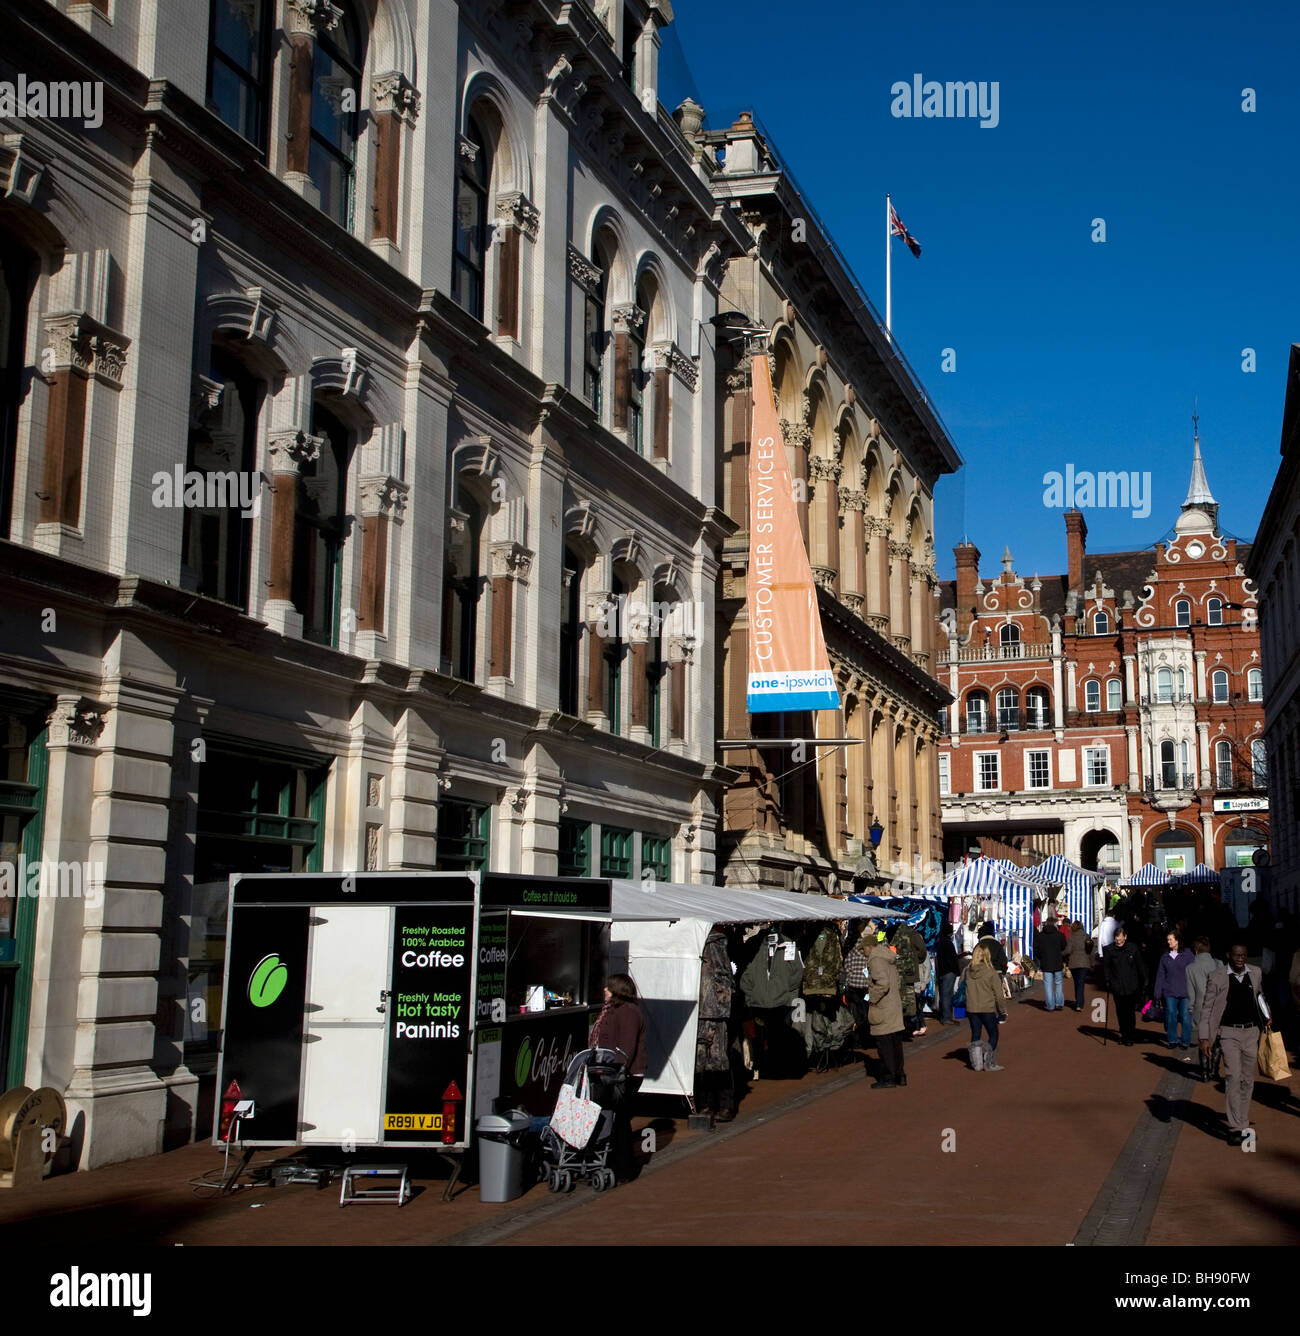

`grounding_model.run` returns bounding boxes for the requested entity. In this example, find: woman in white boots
[963,944,1006,1071]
